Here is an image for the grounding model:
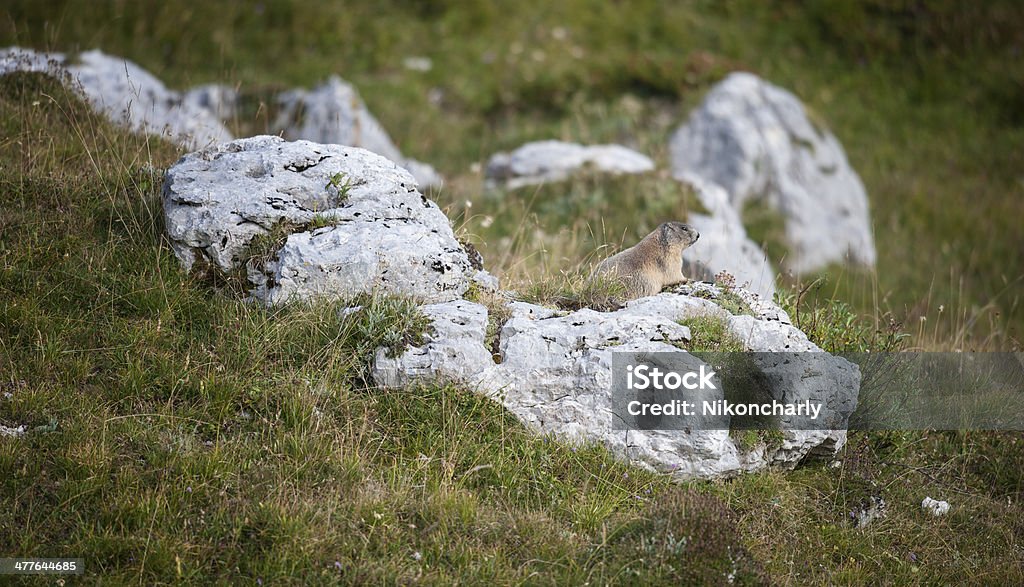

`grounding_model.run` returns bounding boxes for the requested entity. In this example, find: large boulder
[486,140,655,189]
[274,76,442,188]
[373,285,859,480]
[669,72,876,274]
[163,136,485,304]
[0,47,232,149]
